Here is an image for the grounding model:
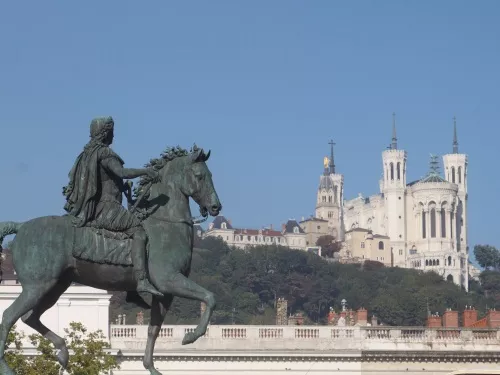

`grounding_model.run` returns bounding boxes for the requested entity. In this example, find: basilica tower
[315,140,344,240]
[442,117,468,287]
[382,113,407,267]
